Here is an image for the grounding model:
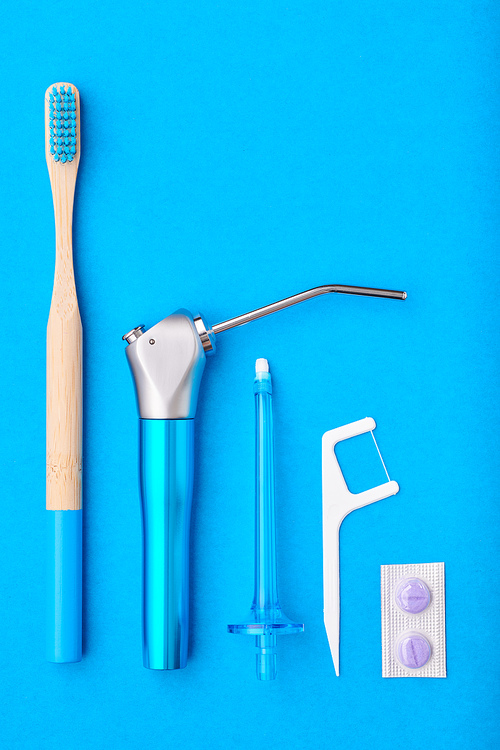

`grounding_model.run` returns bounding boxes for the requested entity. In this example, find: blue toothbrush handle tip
[46,509,82,663]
